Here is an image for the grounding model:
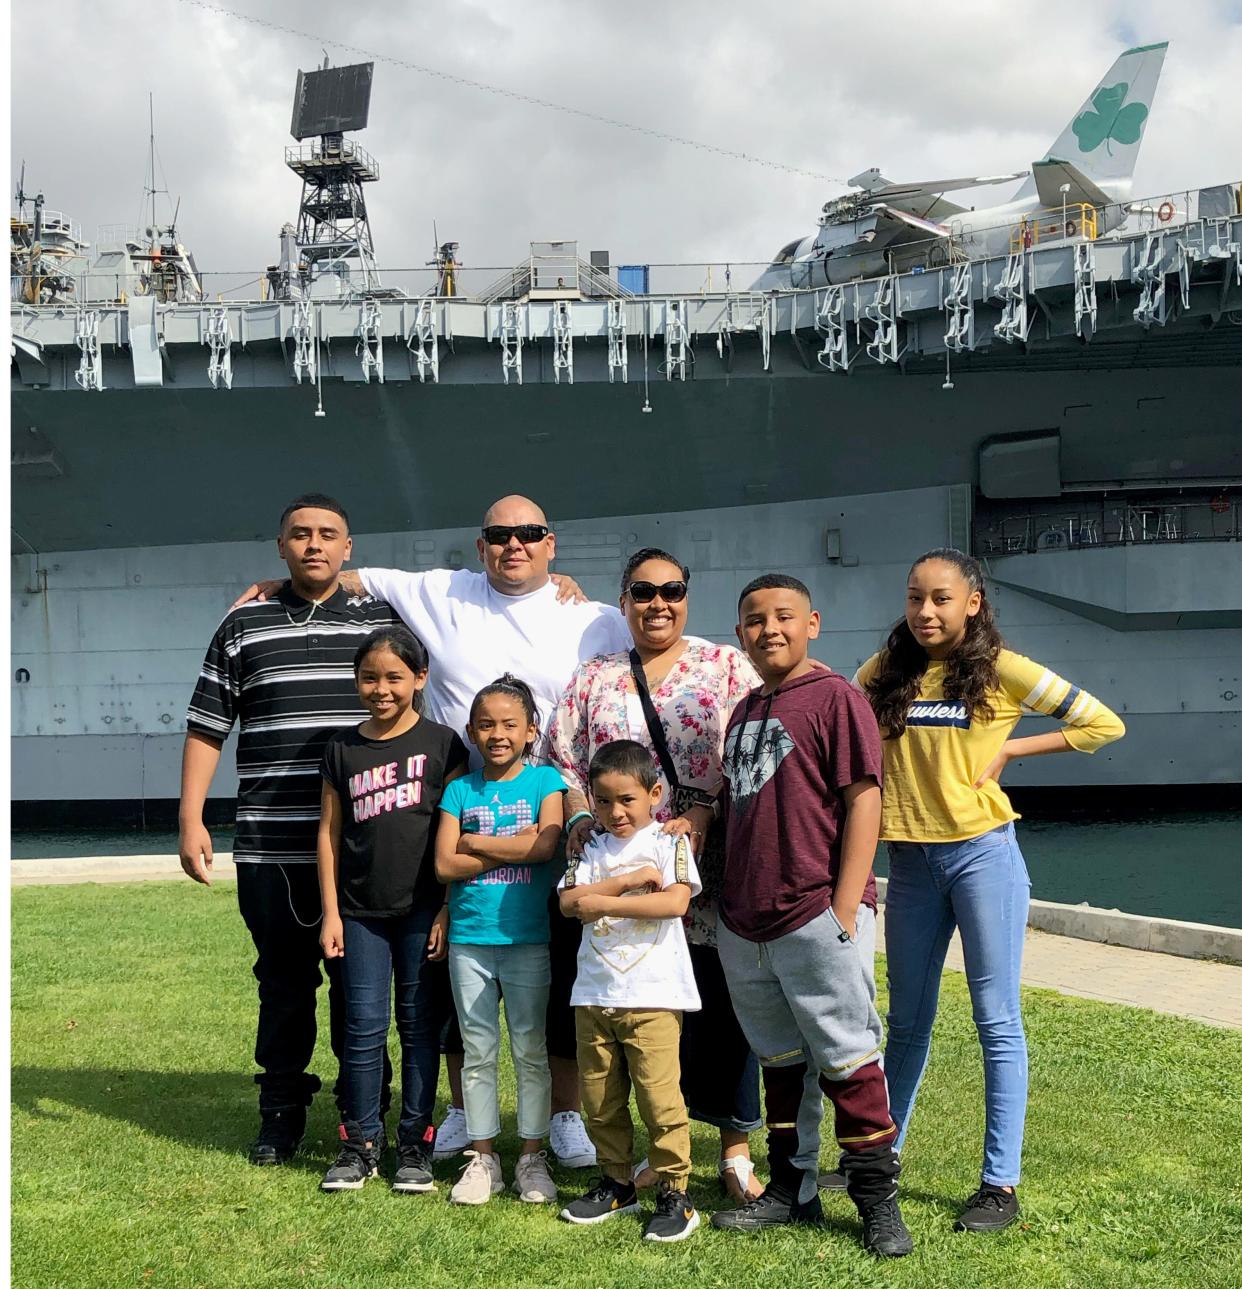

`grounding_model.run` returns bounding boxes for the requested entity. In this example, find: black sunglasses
[627,580,688,604]
[481,524,550,546]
